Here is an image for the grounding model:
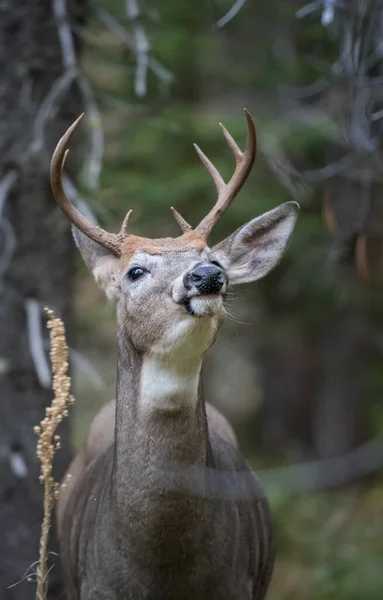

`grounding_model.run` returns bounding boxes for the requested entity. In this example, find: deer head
[50,111,298,358]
